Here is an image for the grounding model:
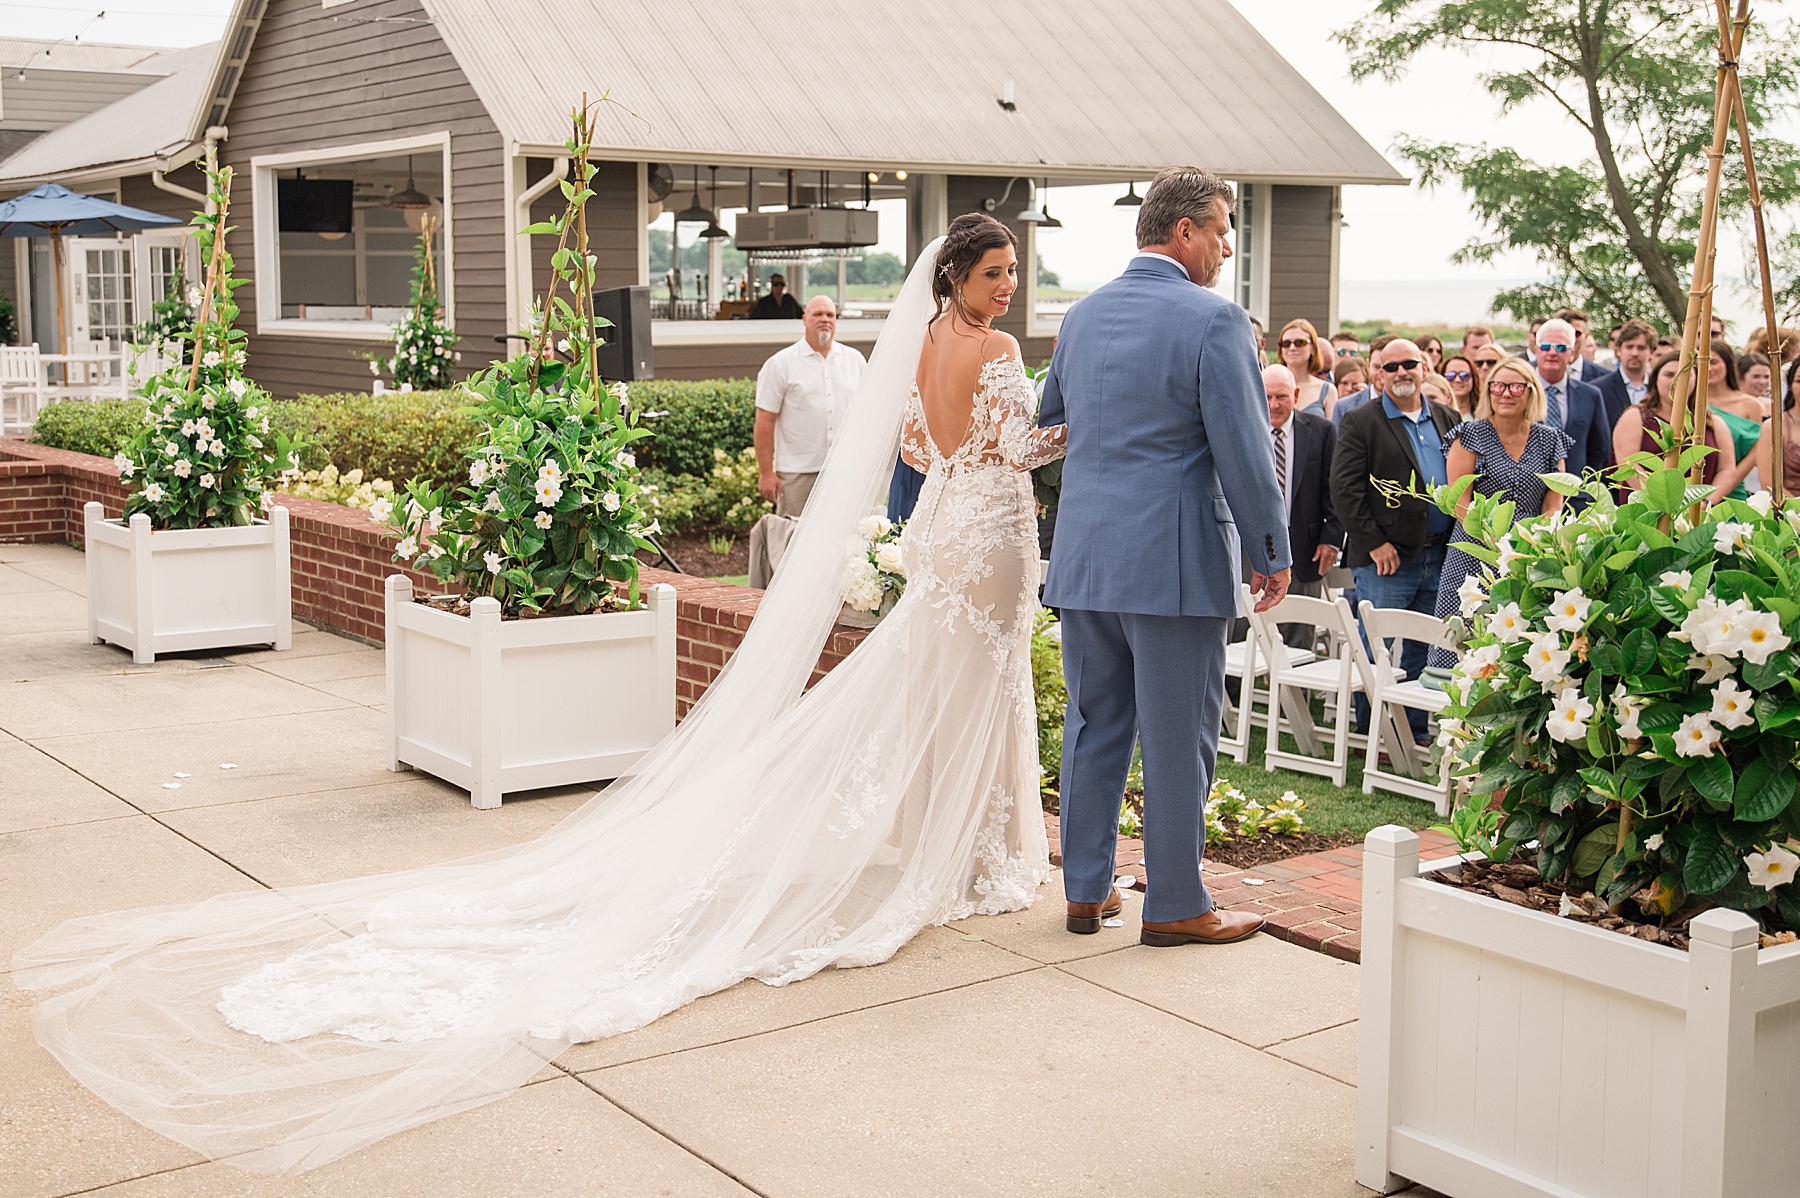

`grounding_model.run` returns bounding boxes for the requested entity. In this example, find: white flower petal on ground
[1457,574,1487,618]
[1546,690,1596,743]
[1745,845,1800,890]
[1544,587,1592,633]
[1711,677,1757,730]
[1659,570,1692,589]
[1739,609,1792,665]
[1489,602,1528,643]
[1712,521,1753,554]
[1675,712,1722,758]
